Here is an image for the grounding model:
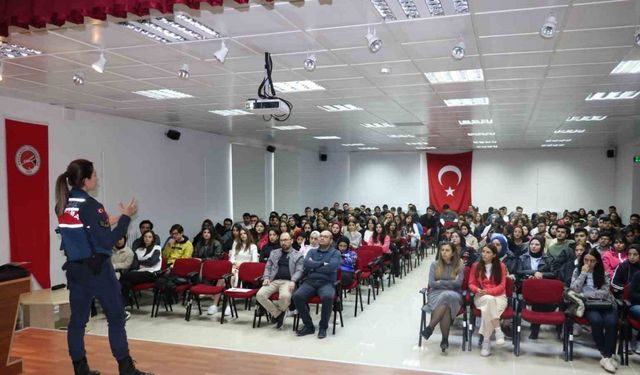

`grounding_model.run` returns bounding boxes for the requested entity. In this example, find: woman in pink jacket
[602,235,628,280]
[368,222,391,254]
